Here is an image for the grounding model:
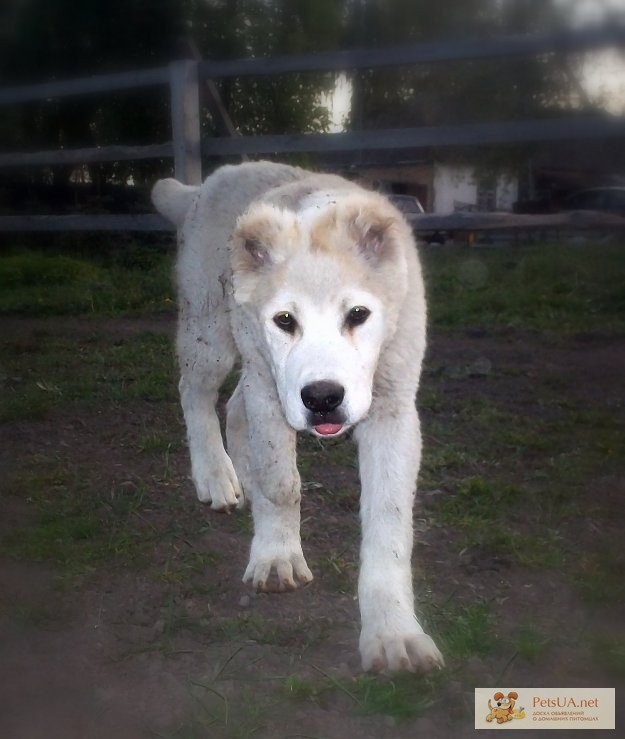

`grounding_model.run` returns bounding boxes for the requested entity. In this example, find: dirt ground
[1,315,623,738]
